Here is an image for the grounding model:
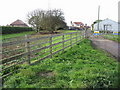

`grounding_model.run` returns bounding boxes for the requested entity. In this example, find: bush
[1,26,33,34]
